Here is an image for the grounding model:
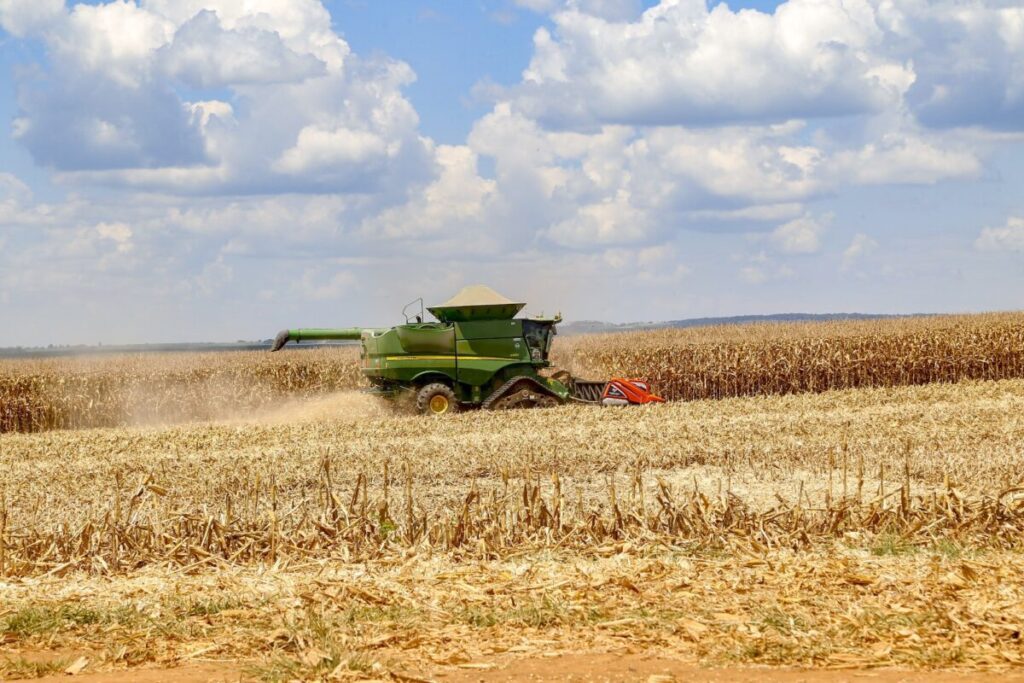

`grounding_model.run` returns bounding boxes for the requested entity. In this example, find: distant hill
[557,312,930,336]
[1,312,932,357]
